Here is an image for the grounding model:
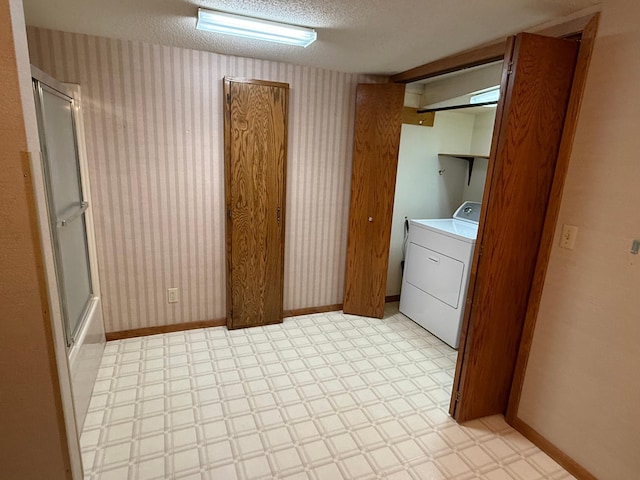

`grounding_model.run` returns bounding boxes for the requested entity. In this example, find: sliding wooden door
[343,83,405,318]
[451,33,579,421]
[224,78,288,329]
